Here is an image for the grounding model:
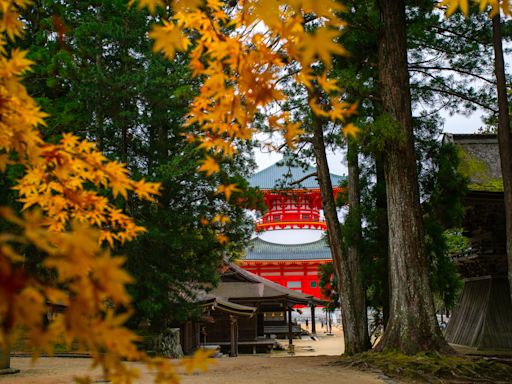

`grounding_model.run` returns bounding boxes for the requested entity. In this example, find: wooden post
[310,305,316,334]
[229,316,238,357]
[0,347,10,371]
[287,307,293,346]
[0,345,18,375]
